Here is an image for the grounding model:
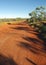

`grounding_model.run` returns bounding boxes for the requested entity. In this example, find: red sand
[0,22,46,65]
